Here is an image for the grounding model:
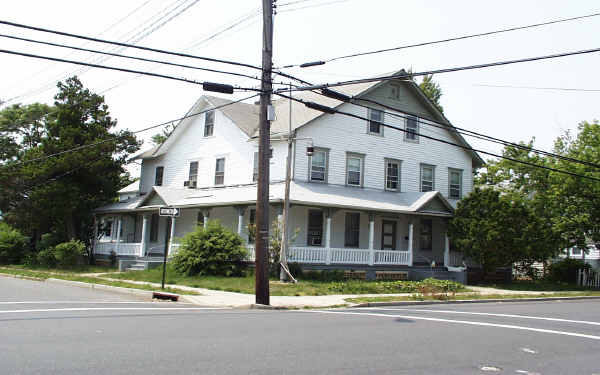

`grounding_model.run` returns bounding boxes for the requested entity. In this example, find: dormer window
[204,110,214,137]
[368,109,383,135]
[154,166,164,186]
